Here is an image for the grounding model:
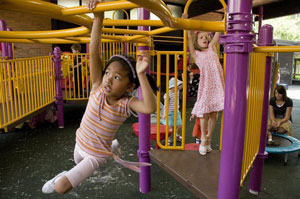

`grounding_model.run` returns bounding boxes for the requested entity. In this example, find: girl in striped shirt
[42,0,156,195]
[161,78,183,145]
